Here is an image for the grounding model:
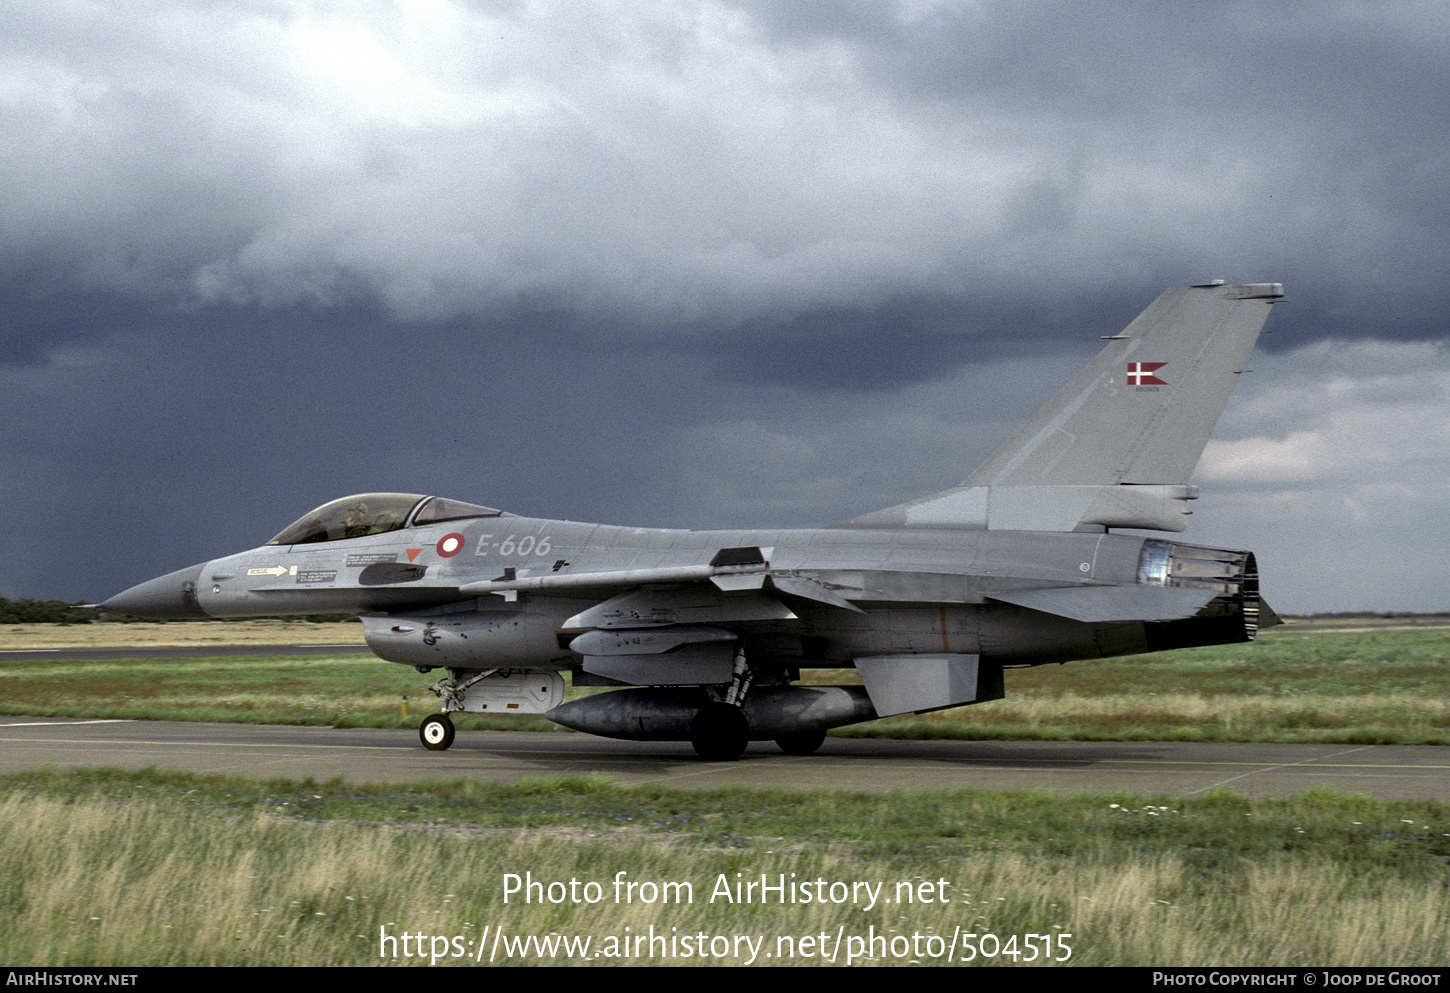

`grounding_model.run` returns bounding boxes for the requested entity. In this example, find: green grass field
[3,769,1447,966]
